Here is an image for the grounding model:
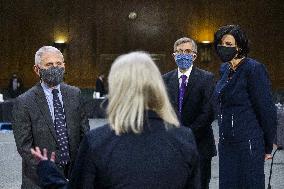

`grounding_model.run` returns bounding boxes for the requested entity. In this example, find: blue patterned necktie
[52,89,70,165]
[179,75,187,113]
